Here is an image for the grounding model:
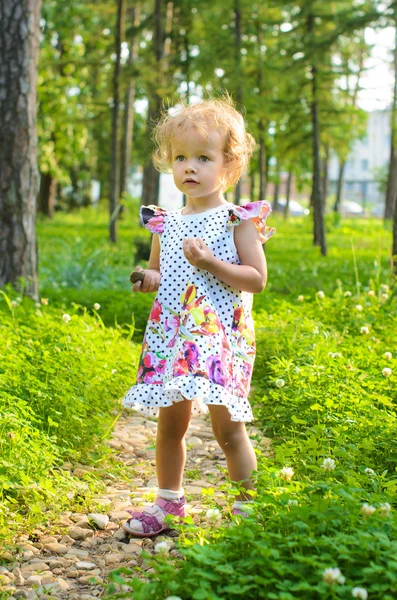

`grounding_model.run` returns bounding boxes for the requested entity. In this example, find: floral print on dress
[136,341,167,384]
[226,200,276,244]
[140,205,168,234]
